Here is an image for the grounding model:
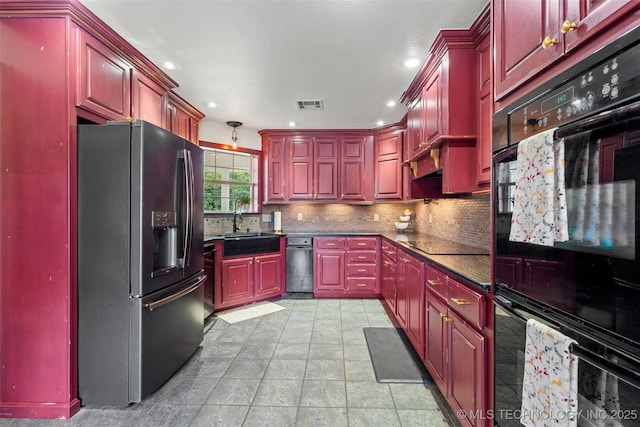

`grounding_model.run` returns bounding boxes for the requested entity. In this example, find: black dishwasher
[286,236,314,296]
